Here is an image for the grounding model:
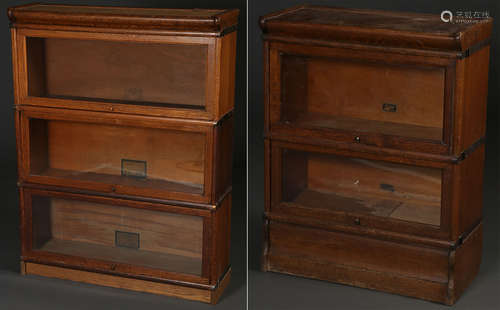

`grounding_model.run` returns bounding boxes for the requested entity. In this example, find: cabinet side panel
[213,115,234,201]
[19,187,28,256]
[12,29,24,181]
[449,222,482,304]
[11,28,20,105]
[263,41,270,133]
[454,47,490,153]
[15,110,23,179]
[217,32,237,118]
[213,193,231,283]
[454,145,484,238]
